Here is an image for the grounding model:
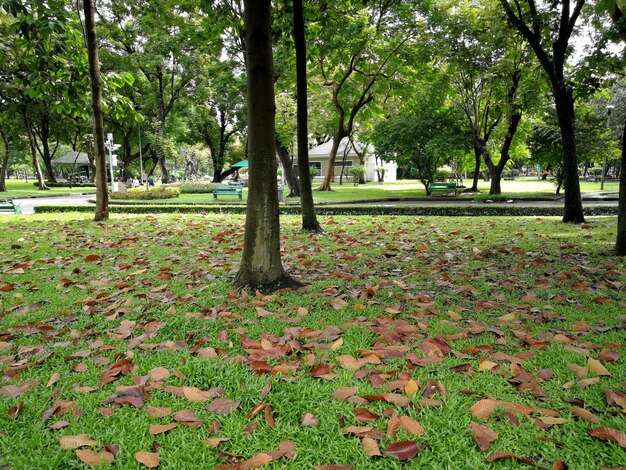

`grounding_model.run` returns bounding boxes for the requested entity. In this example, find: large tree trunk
[318,132,344,191]
[22,107,47,191]
[293,0,321,232]
[276,140,300,198]
[235,0,301,291]
[83,0,109,221]
[554,85,585,223]
[155,115,170,183]
[0,127,9,192]
[616,118,626,255]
